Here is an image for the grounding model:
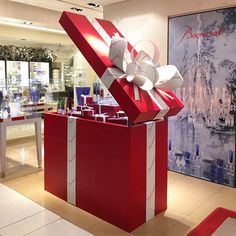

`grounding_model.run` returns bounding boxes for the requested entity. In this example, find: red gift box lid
[59,11,183,123]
